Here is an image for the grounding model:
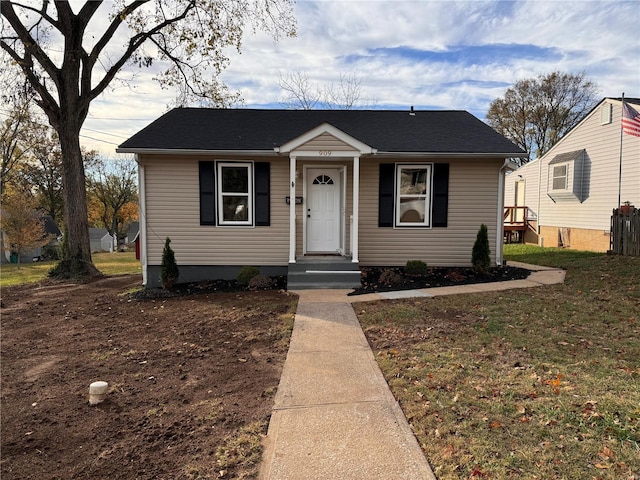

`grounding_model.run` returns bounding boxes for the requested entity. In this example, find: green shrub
[160,237,179,290]
[405,259,428,276]
[237,265,260,286]
[471,224,491,273]
[248,274,273,290]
